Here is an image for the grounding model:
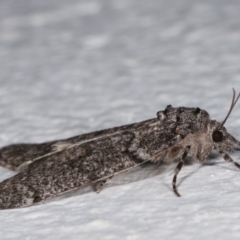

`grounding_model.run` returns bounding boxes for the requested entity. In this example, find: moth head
[211,125,239,153]
[211,89,240,152]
